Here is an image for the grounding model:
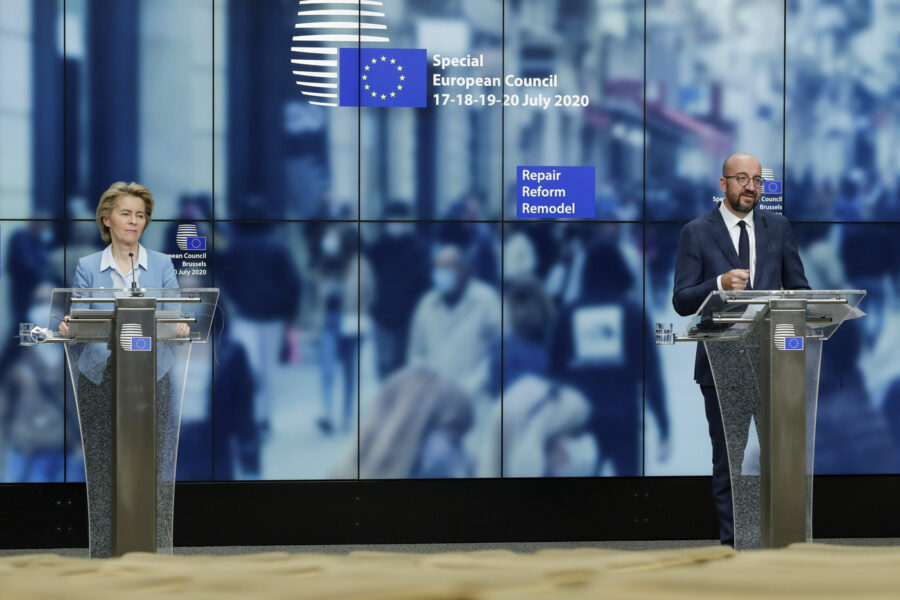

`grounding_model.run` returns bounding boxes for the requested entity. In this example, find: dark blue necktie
[738,221,751,288]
